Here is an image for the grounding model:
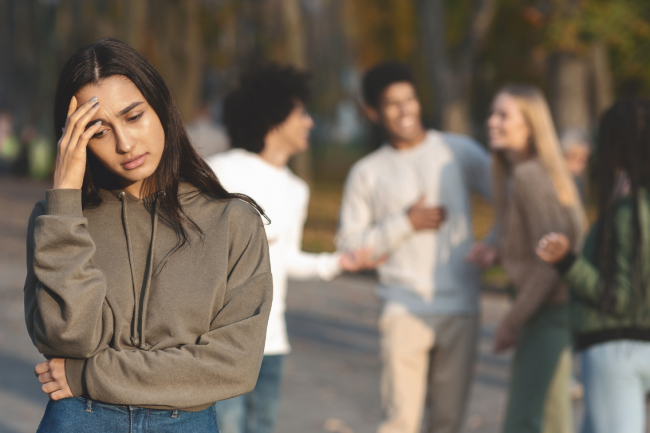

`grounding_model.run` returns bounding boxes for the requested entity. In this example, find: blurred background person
[207,63,380,433]
[0,111,20,175]
[336,61,492,433]
[22,126,55,179]
[469,85,587,433]
[537,98,650,433]
[186,102,230,159]
[560,128,593,401]
[560,129,592,205]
